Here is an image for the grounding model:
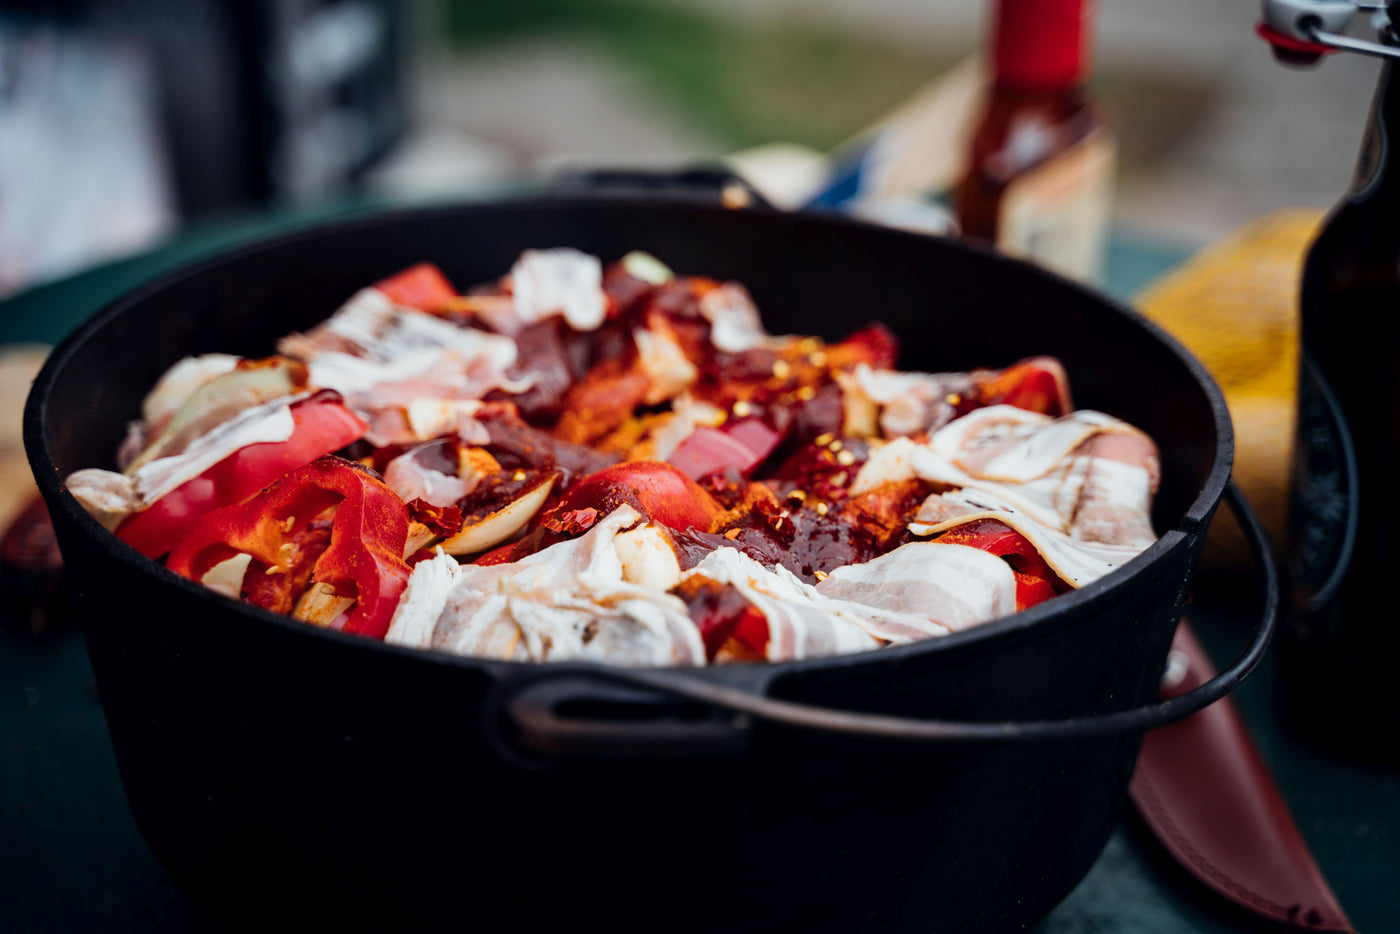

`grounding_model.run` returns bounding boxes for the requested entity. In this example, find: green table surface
[2,203,1397,933]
